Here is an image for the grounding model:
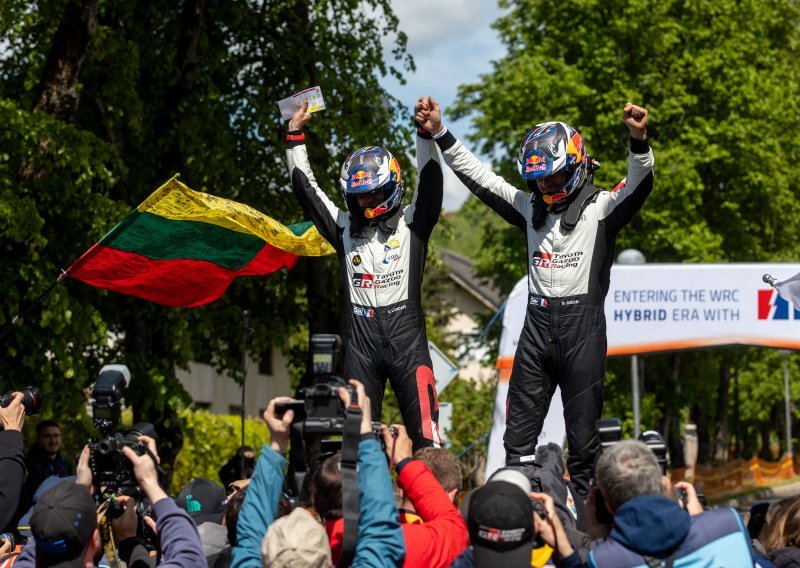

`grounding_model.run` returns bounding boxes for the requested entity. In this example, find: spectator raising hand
[264,396,295,454]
